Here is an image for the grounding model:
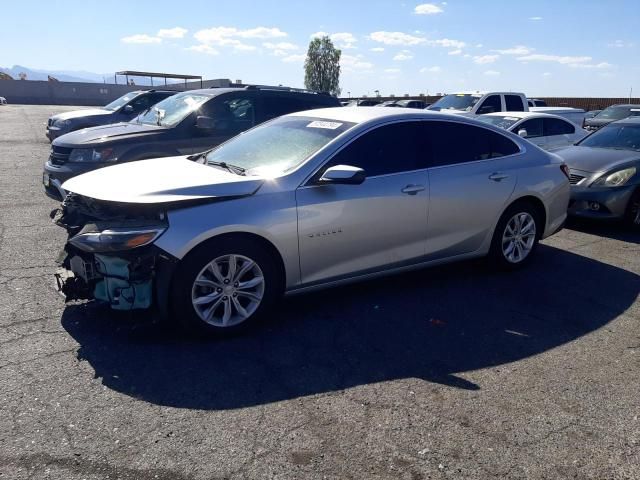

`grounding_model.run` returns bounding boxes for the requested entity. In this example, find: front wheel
[170,237,281,335]
[488,201,542,270]
[624,188,640,230]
